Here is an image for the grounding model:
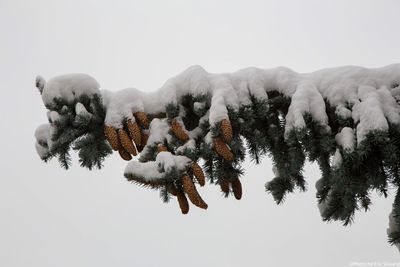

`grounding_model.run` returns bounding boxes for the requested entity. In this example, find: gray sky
[1,0,400,266]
